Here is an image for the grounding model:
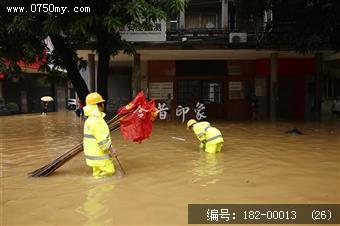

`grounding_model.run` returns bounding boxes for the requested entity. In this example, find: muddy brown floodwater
[1,112,339,225]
